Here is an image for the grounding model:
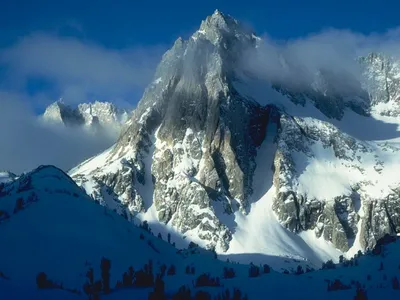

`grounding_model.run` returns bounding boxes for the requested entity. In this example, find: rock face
[70,10,400,257]
[360,53,400,116]
[71,11,268,251]
[42,100,129,131]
